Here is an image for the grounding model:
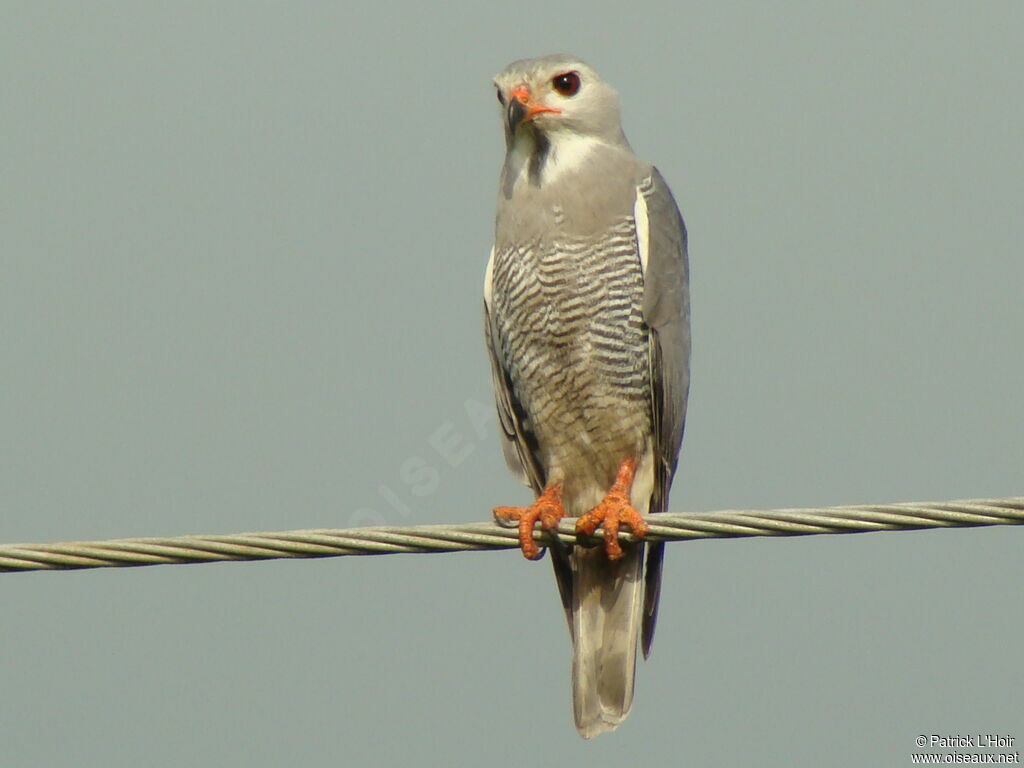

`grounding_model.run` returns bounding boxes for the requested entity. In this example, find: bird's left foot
[575,457,648,561]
